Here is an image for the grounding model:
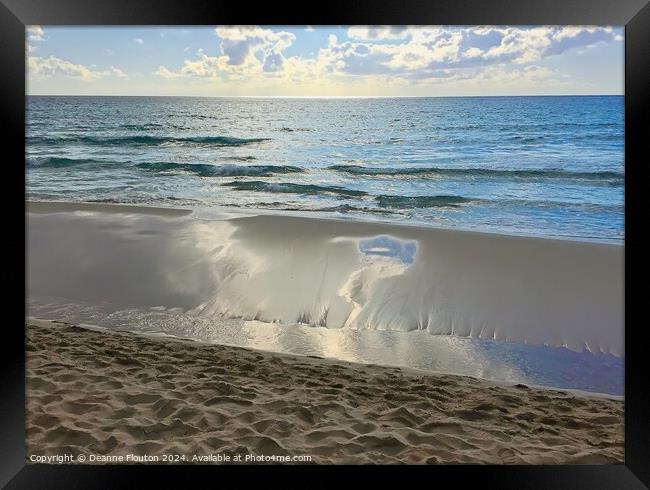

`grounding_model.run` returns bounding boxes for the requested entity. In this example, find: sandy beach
[25,39,626,473]
[26,320,624,464]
